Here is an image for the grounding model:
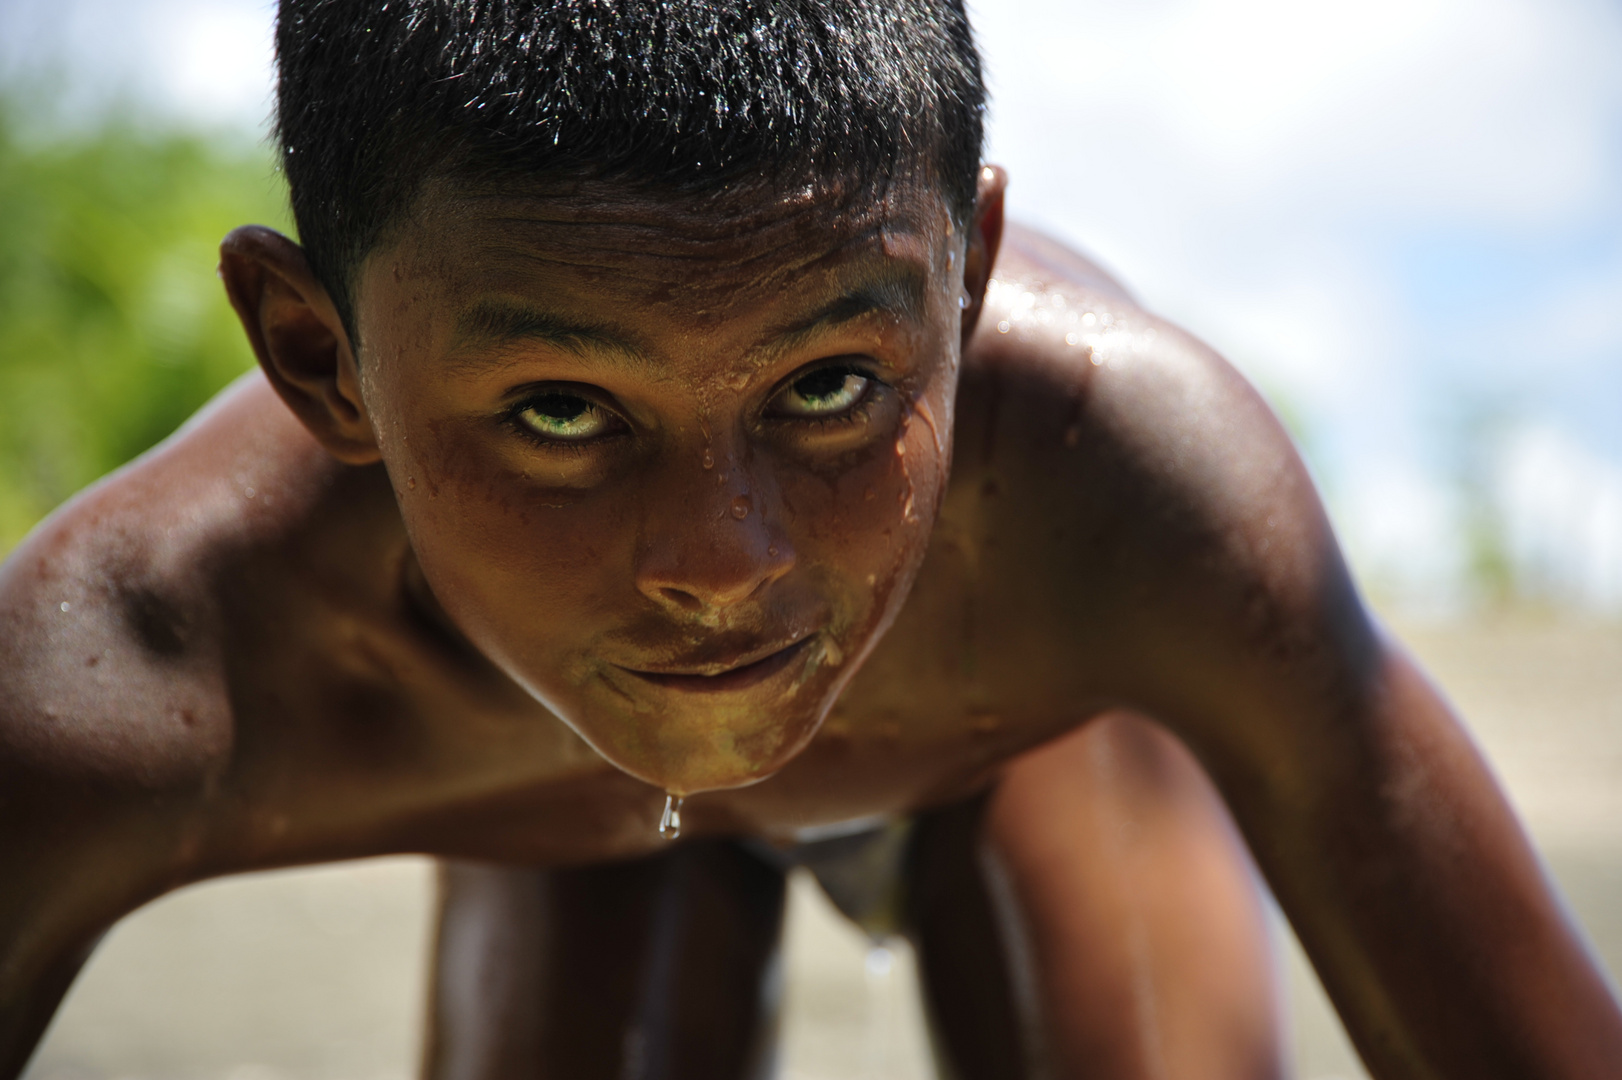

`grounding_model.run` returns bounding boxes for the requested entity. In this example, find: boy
[2,1,1619,1077]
